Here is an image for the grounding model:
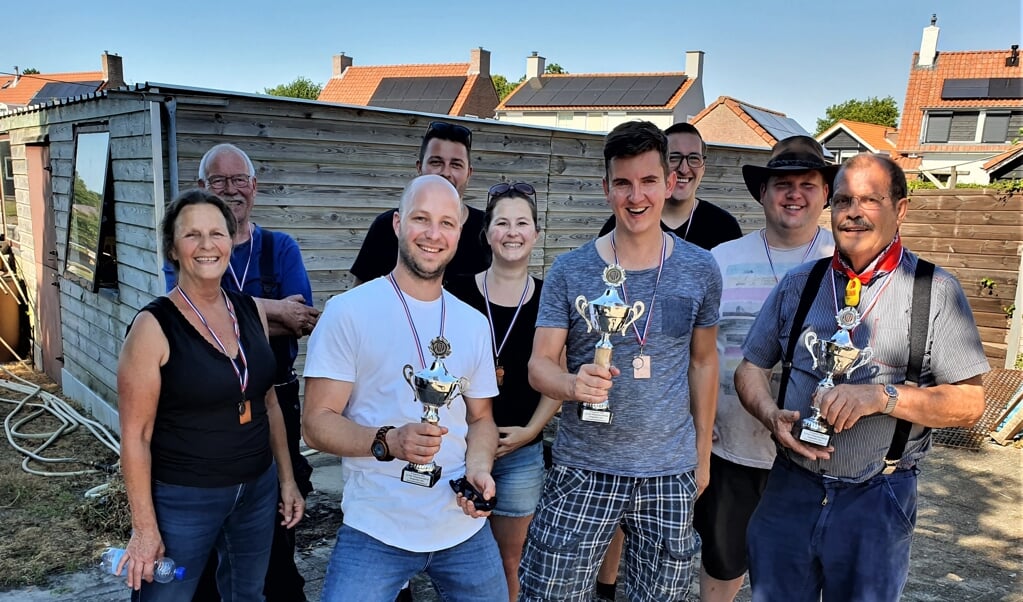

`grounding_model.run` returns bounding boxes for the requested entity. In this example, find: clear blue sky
[3,0,1020,132]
